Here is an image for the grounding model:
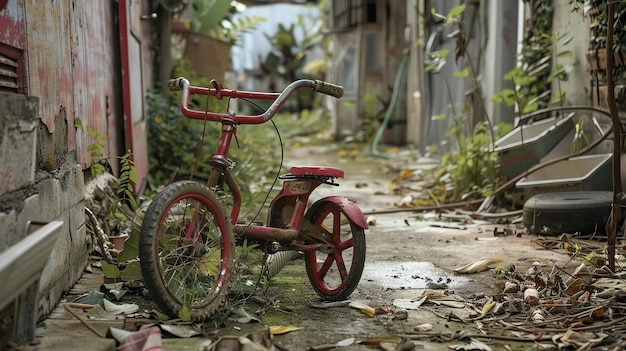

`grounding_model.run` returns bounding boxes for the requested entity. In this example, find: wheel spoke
[317,253,335,278]
[304,201,366,301]
[337,237,354,251]
[332,251,348,281]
